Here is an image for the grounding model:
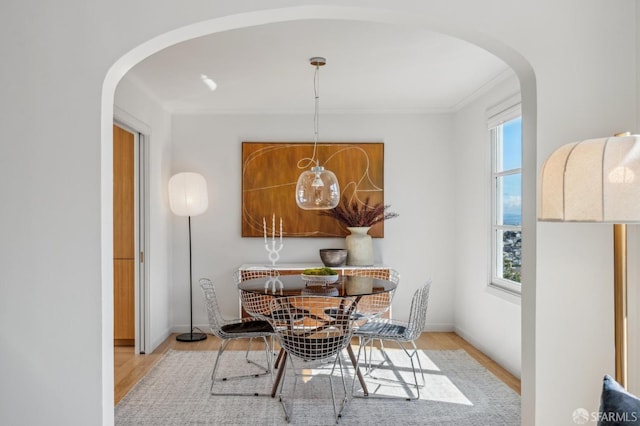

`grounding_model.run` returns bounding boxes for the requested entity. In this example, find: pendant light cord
[297,63,321,170]
[314,62,320,149]
[294,56,340,210]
